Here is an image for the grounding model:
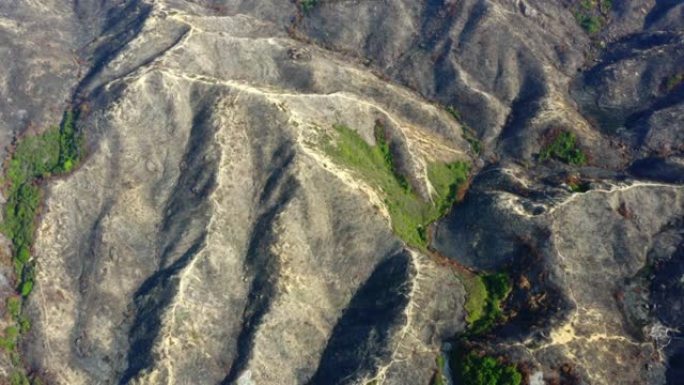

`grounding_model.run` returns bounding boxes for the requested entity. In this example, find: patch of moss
[323,124,469,250]
[451,348,522,385]
[539,131,587,166]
